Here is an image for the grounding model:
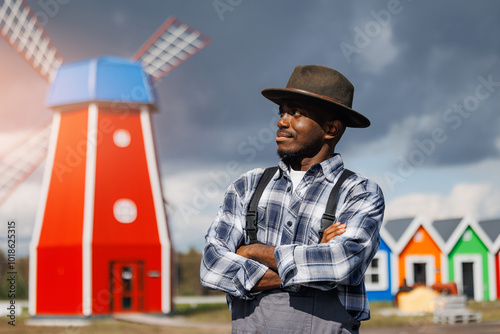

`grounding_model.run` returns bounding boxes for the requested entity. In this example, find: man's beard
[277,137,323,166]
[277,150,301,166]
